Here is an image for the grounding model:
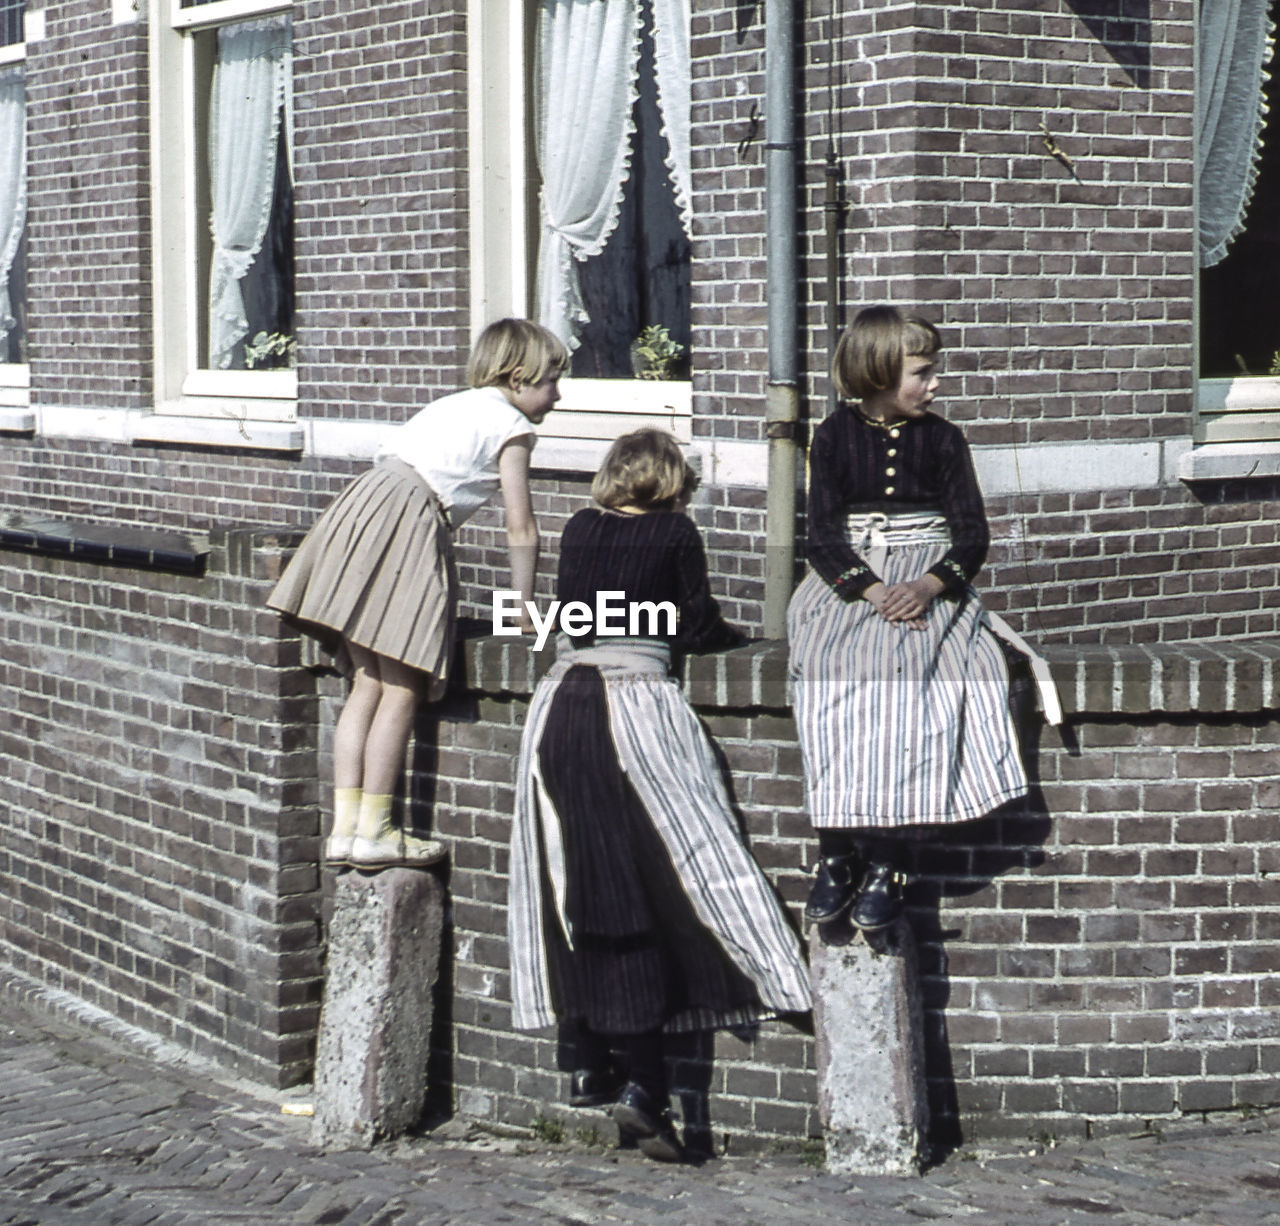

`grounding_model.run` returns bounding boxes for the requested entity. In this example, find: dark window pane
[231,118,294,370]
[0,0,23,48]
